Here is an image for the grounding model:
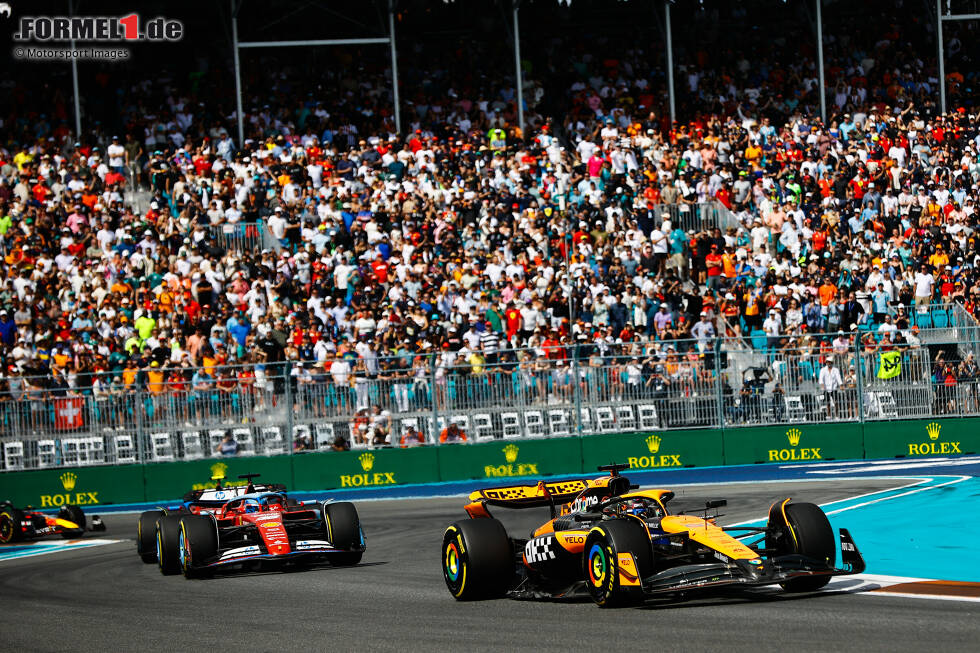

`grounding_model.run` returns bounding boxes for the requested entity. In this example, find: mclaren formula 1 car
[442,464,865,607]
[136,475,365,577]
[0,501,105,543]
